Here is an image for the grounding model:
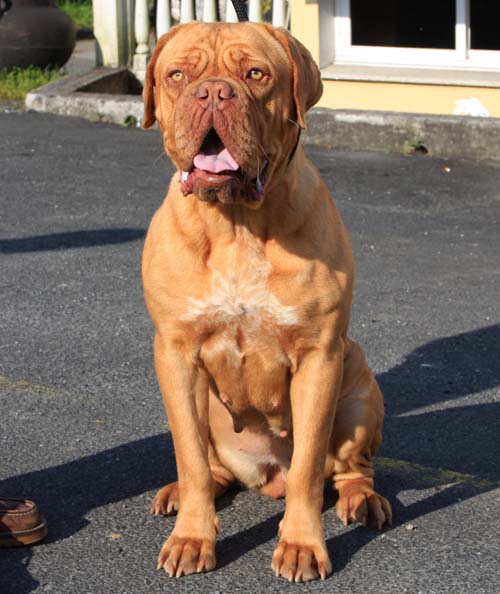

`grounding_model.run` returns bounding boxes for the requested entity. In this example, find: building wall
[320,80,500,118]
[290,0,500,118]
[290,0,321,64]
